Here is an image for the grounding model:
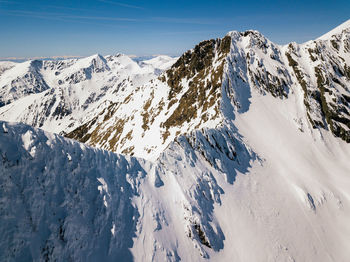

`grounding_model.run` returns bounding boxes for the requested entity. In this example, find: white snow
[140,55,178,72]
